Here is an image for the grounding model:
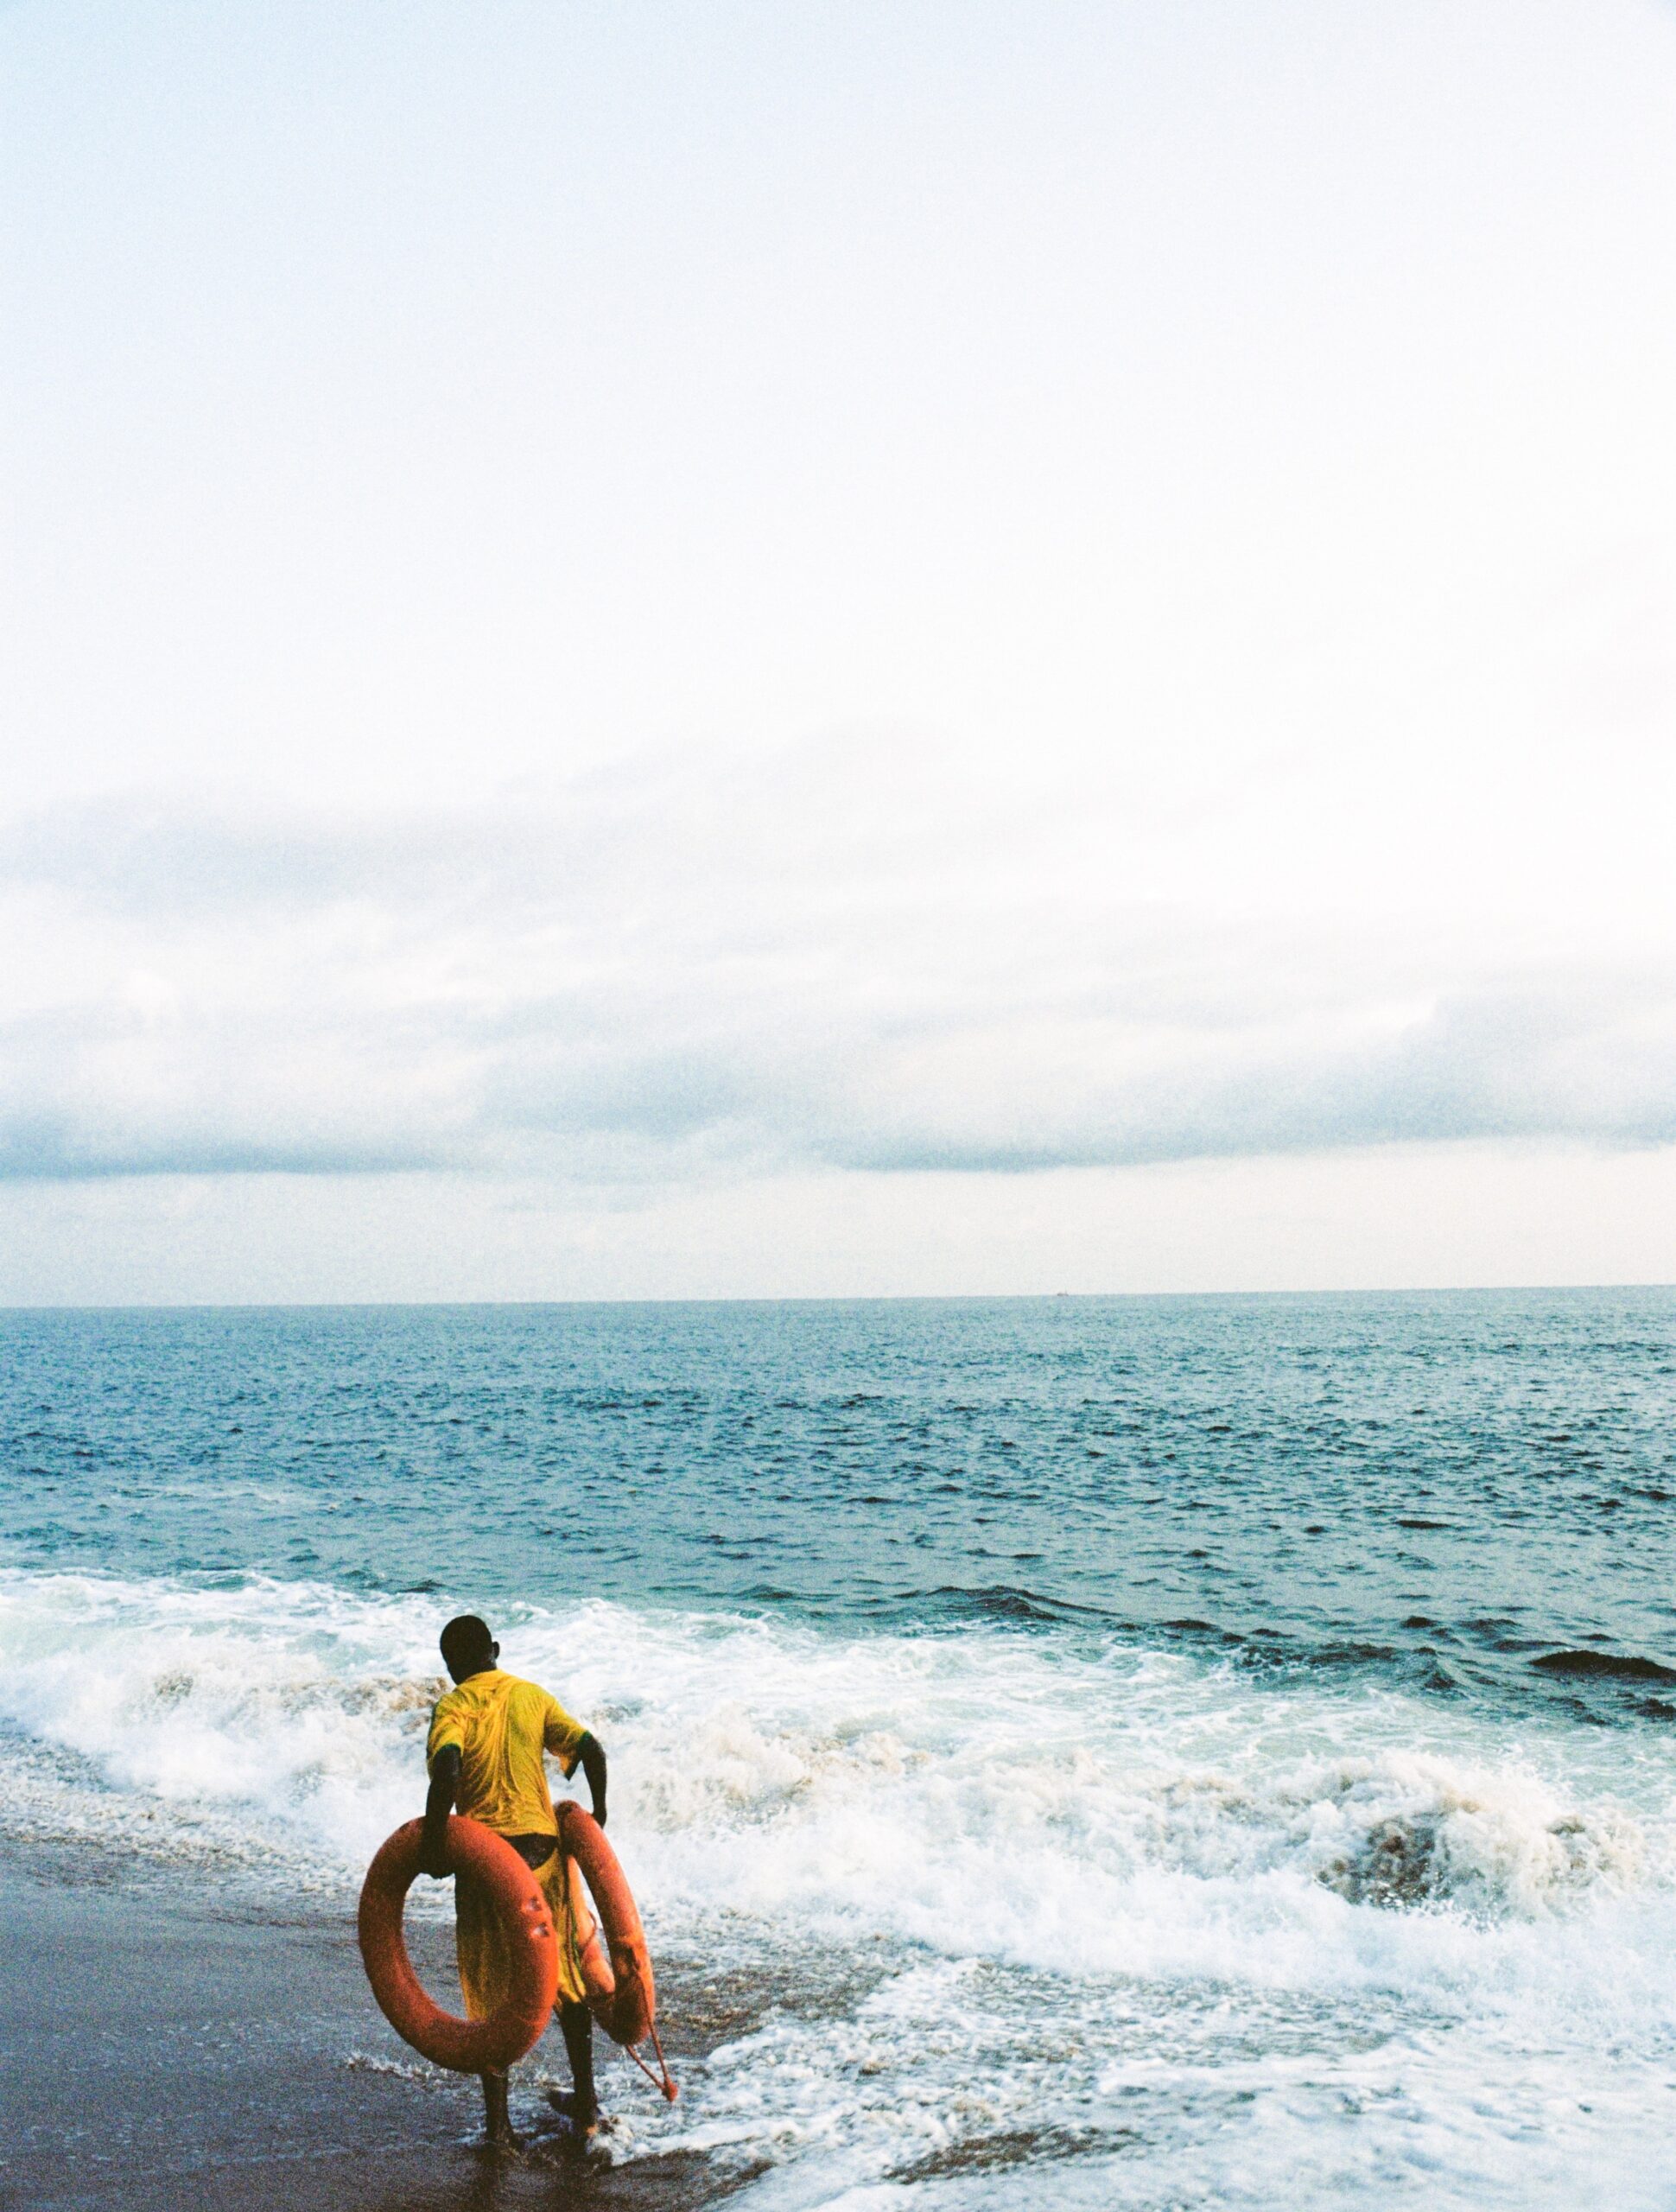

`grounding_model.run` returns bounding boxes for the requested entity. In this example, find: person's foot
[544,2088,603,2140]
[543,2088,606,2141]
